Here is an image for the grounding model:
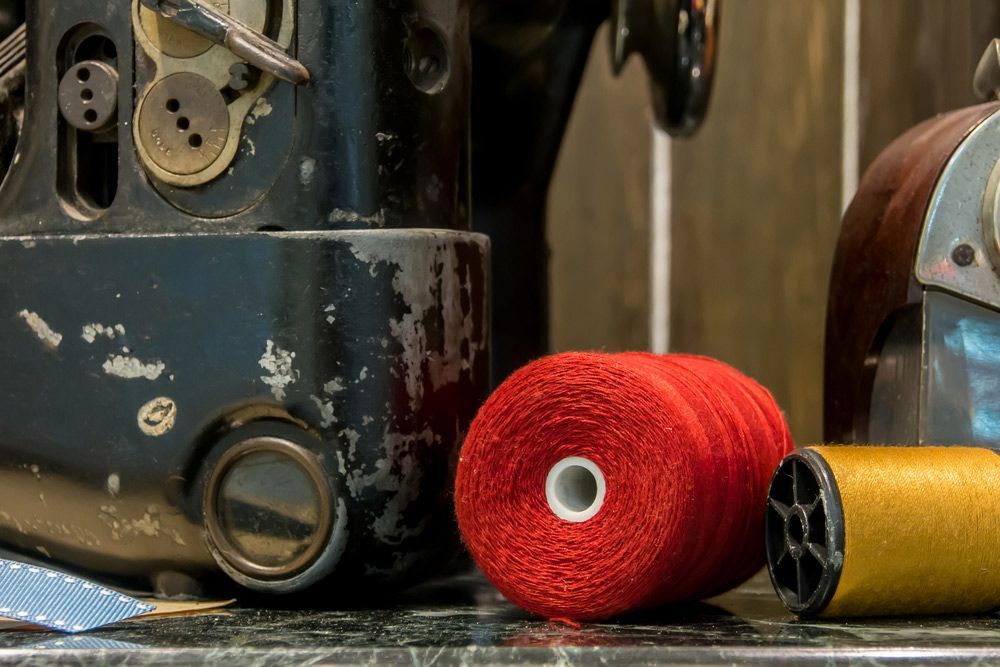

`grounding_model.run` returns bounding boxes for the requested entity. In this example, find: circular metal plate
[137,0,268,60]
[204,436,335,583]
[58,60,119,132]
[138,72,230,176]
